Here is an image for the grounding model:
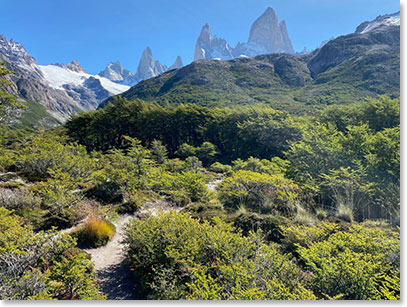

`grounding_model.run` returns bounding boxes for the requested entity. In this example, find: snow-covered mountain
[355,11,400,34]
[39,63,130,111]
[194,7,295,61]
[0,34,130,122]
